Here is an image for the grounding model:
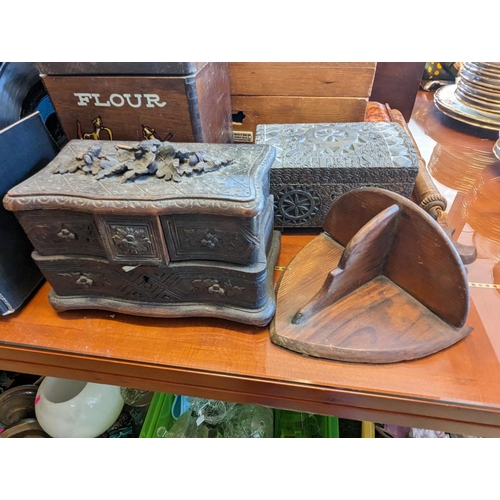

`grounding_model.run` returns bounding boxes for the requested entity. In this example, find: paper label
[233,131,254,143]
